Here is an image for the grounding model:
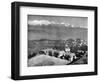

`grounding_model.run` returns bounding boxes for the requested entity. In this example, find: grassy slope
[28,55,70,66]
[70,54,88,65]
